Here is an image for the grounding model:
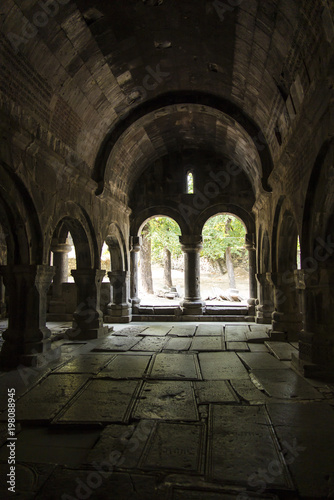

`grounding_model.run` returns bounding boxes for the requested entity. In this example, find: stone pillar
[49,242,71,316]
[256,273,274,324]
[106,270,132,323]
[245,235,257,321]
[0,265,61,369]
[0,276,6,317]
[180,235,205,315]
[292,267,334,380]
[268,271,302,341]
[69,269,108,340]
[130,236,141,313]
